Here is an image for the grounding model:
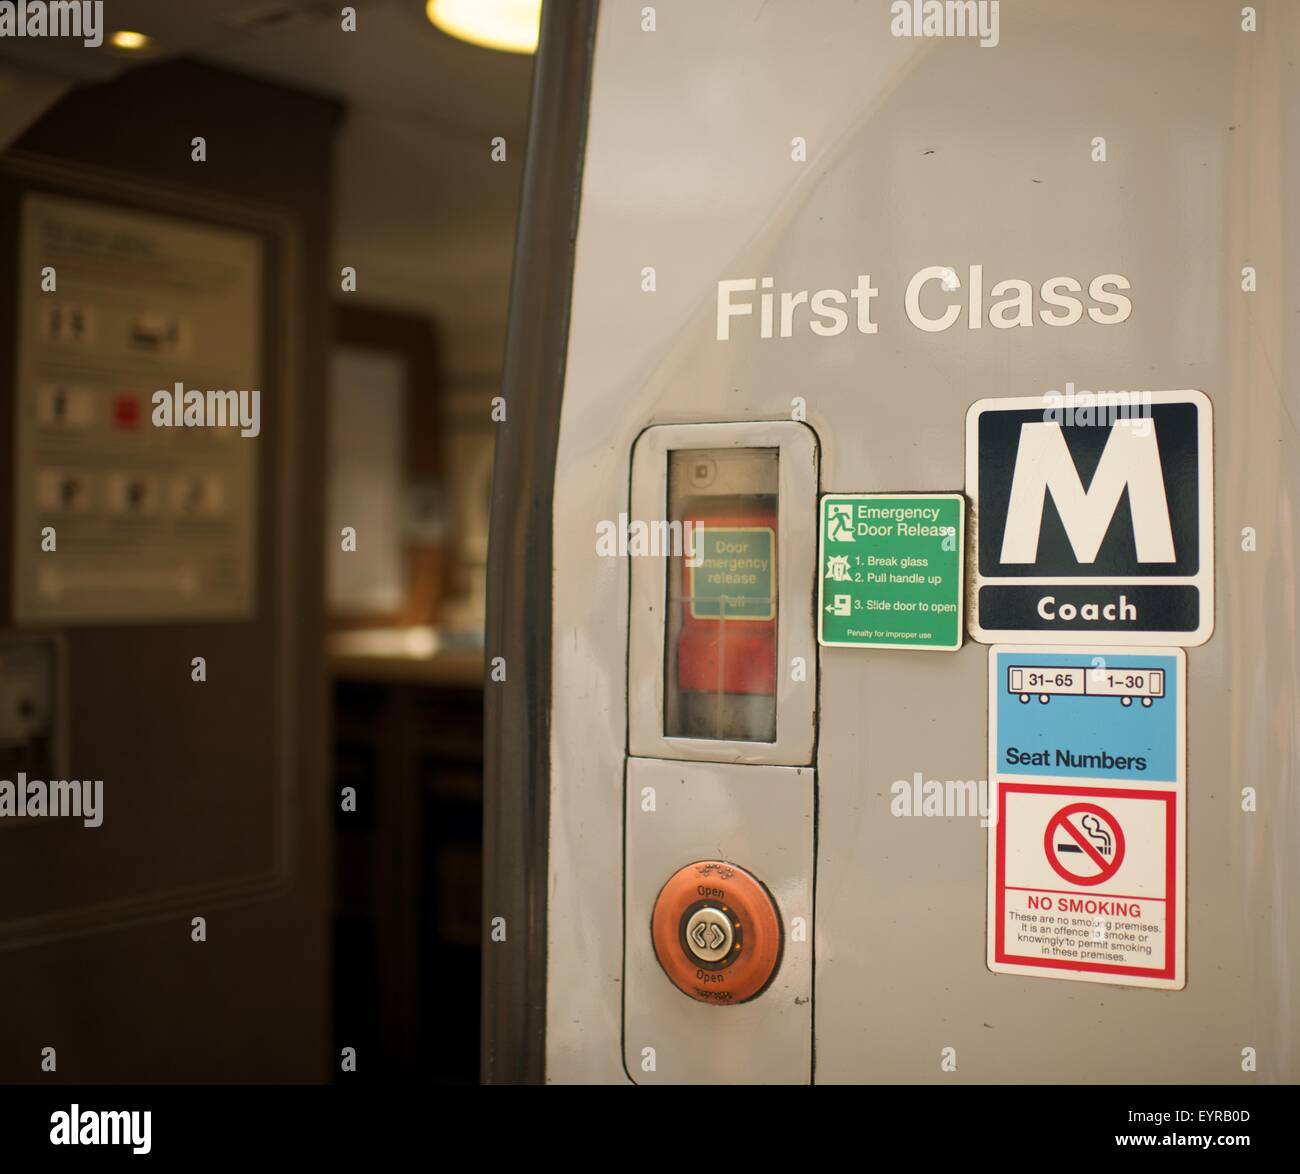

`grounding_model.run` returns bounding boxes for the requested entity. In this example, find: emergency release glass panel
[664,448,778,742]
